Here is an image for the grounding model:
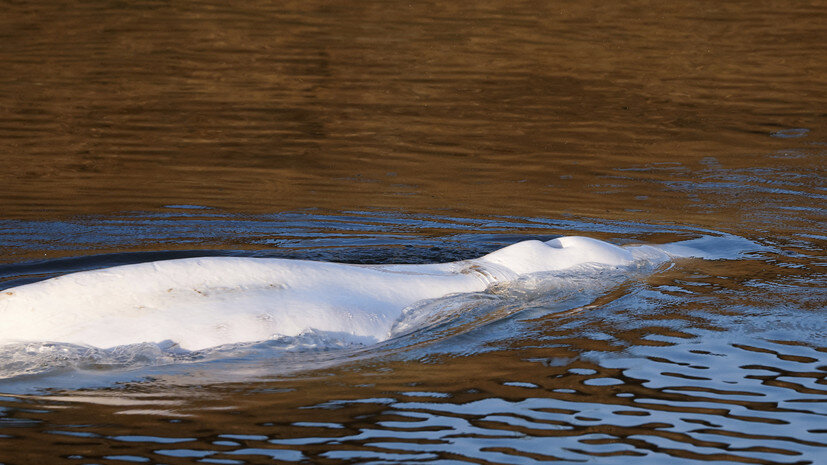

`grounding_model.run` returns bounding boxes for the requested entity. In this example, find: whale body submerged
[0,237,685,351]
